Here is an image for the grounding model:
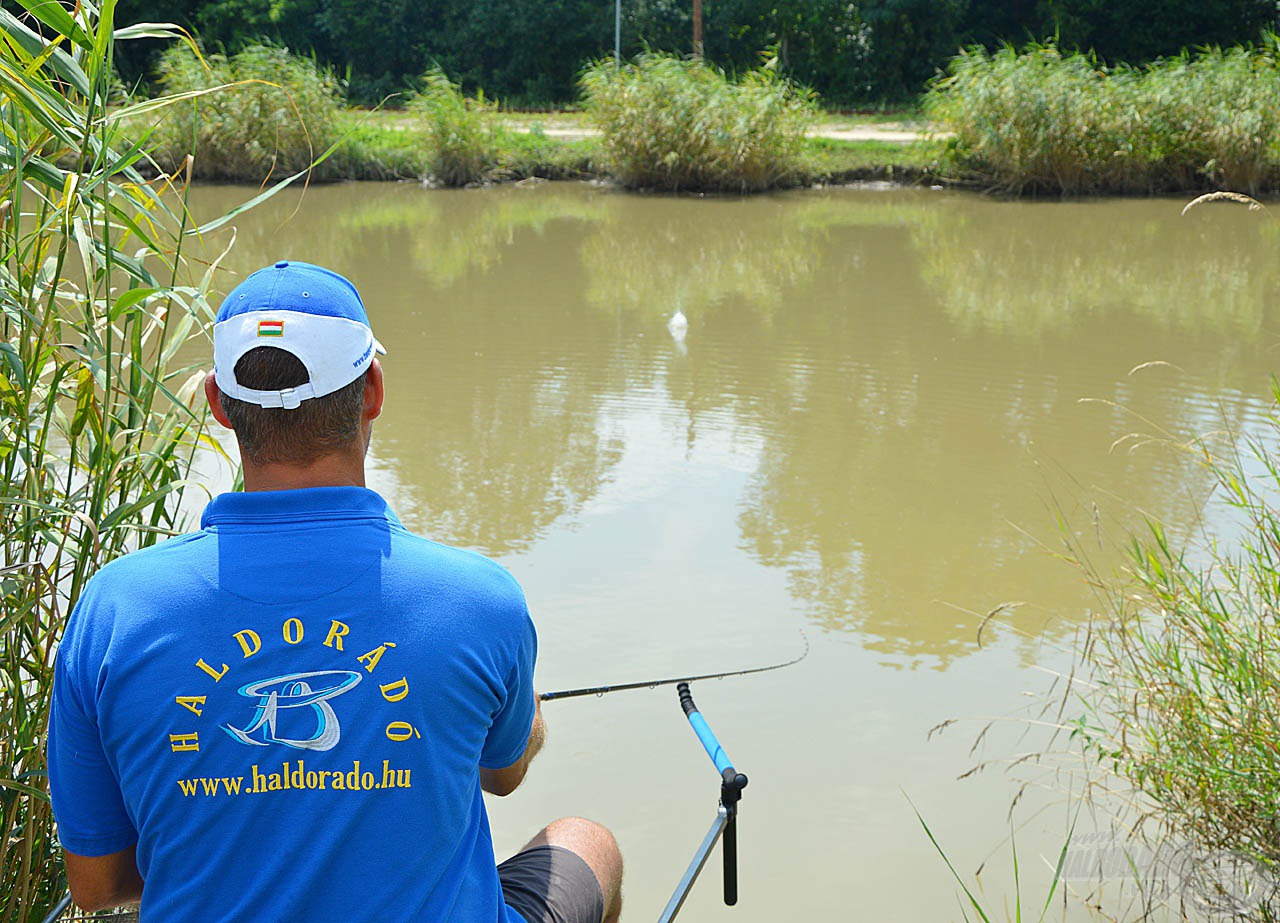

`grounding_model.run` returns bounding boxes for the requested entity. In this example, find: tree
[1042,0,1280,62]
